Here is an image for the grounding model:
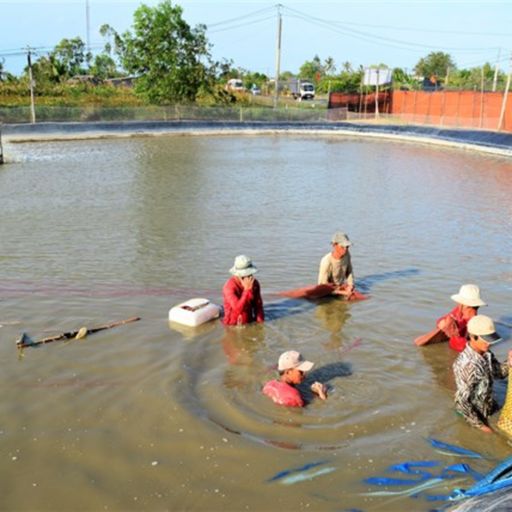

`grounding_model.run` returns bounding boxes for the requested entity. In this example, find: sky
[1,0,511,77]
